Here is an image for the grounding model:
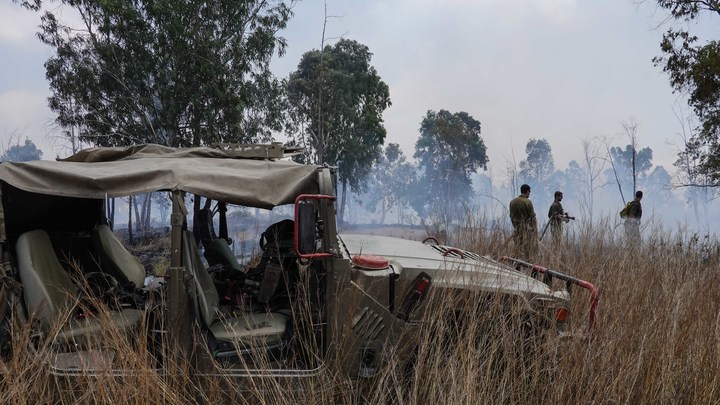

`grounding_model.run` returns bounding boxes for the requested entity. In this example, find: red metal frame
[499,256,599,331]
[294,194,336,259]
[442,247,465,259]
[422,236,439,245]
